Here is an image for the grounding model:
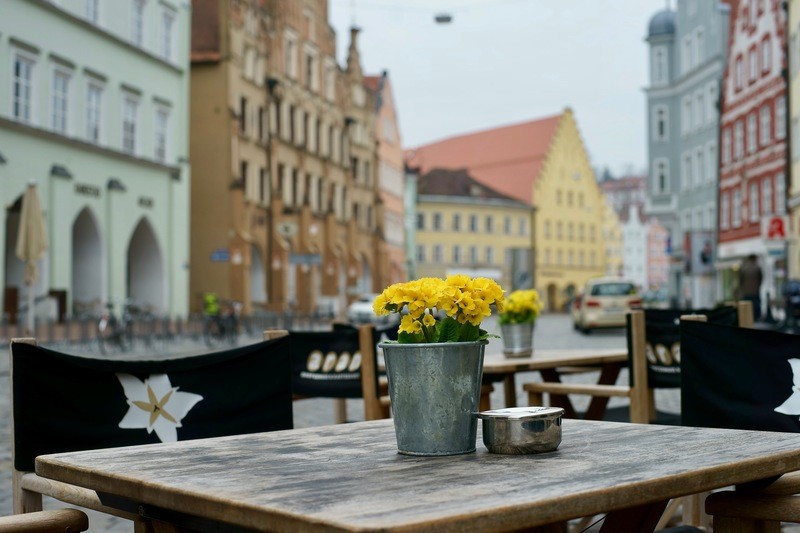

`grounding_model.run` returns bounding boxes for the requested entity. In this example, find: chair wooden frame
[0,508,89,533]
[10,330,290,531]
[522,301,754,424]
